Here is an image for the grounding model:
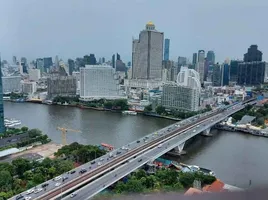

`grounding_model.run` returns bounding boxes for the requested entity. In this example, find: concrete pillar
[202,127,212,136]
[174,142,185,153]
